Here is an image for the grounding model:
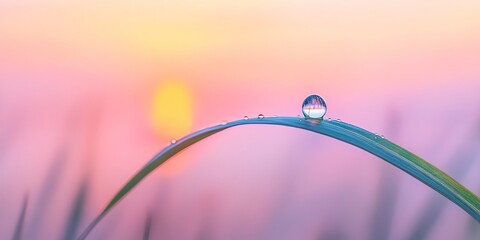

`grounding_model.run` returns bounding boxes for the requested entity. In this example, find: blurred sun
[151,80,194,139]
